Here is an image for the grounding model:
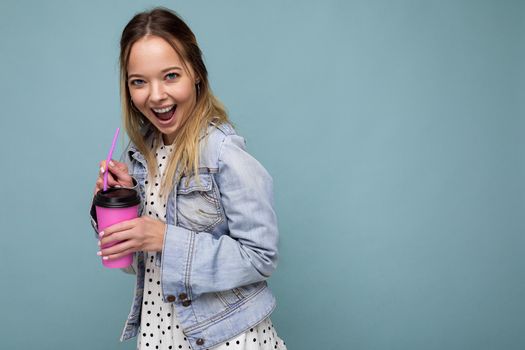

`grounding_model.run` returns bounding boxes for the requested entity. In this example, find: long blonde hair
[119,7,232,197]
